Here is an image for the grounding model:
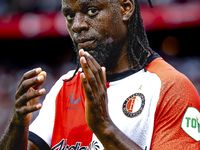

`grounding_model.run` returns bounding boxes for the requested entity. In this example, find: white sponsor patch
[181,107,200,141]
